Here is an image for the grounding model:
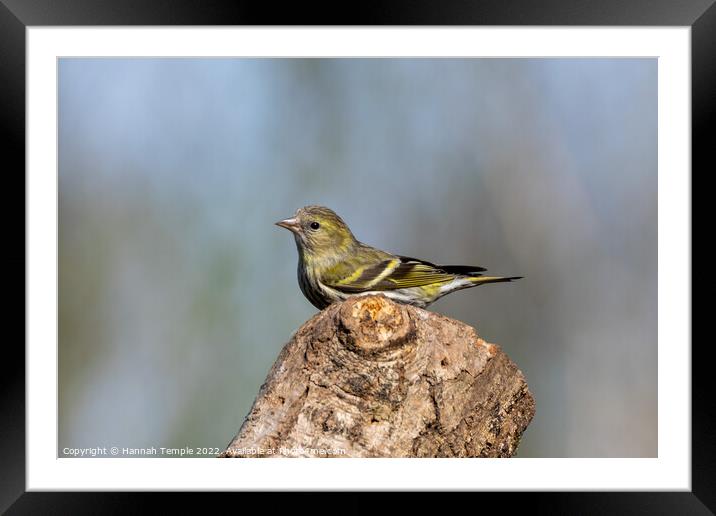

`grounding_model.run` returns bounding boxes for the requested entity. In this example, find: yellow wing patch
[326,258,456,292]
[382,263,455,288]
[333,265,368,286]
